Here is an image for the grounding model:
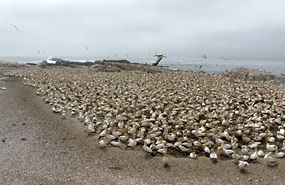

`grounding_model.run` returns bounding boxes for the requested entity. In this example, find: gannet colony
[3,64,285,171]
